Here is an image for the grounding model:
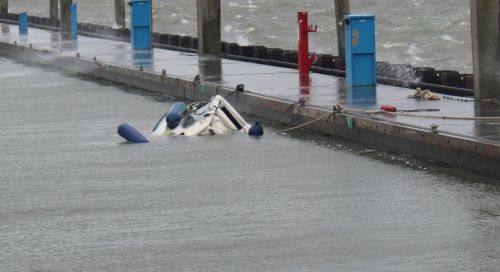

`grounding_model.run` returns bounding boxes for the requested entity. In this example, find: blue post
[347,86,377,108]
[18,12,28,35]
[71,3,77,40]
[130,0,152,50]
[345,15,376,86]
[133,50,154,69]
